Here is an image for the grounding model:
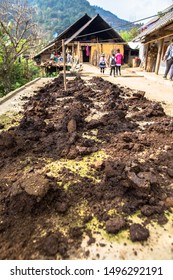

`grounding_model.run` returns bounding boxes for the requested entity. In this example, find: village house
[133,4,173,75]
[34,13,130,73]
